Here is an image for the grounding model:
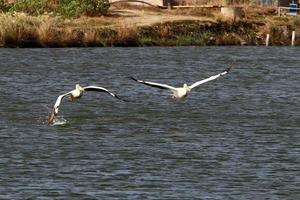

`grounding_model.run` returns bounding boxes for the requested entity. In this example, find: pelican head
[183,83,191,92]
[75,84,84,91]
